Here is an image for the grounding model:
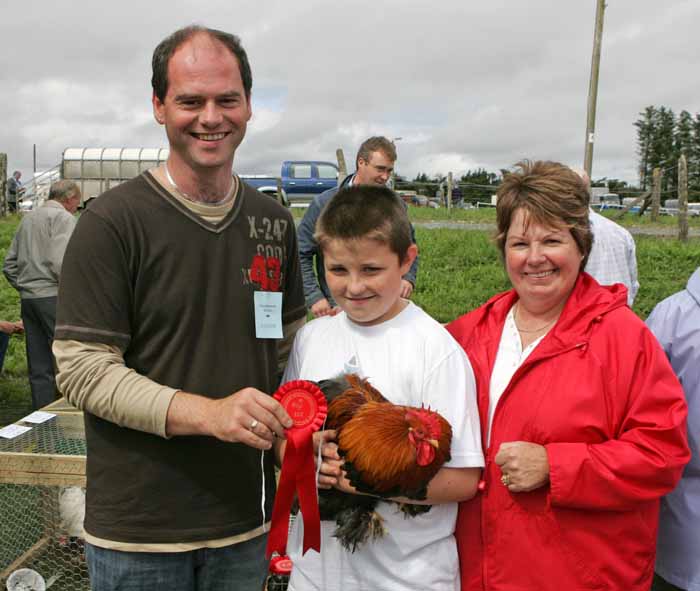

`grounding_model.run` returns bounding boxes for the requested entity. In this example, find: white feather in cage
[58,487,85,538]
